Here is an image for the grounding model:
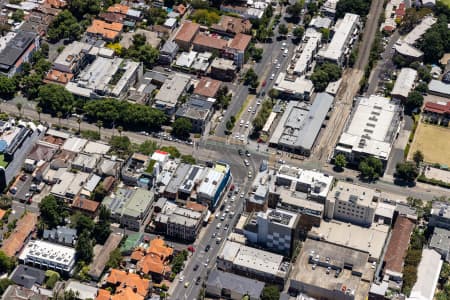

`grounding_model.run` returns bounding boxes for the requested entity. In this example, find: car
[261,80,266,87]
[216,237,222,244]
[238,149,243,155]
[195,276,201,285]
[248,171,252,178]
[248,106,252,112]
[184,282,189,288]
[212,232,216,238]
[224,224,229,230]
[239,120,244,126]
[240,135,245,141]
[276,63,281,69]
[179,276,184,282]
[231,196,236,202]
[287,33,292,38]
[205,245,211,252]
[270,73,275,80]
[193,264,199,271]
[204,258,209,266]
[245,121,249,128]
[228,191,232,197]
[256,100,261,105]
[283,49,288,56]
[220,214,225,221]
[282,42,287,47]
[235,133,240,139]
[230,184,235,191]
[245,150,251,157]
[244,159,250,166]
[240,192,245,198]
[216,223,222,229]
[273,58,278,64]
[253,109,257,114]
[215,213,220,218]
[20,174,28,181]
[9,186,17,194]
